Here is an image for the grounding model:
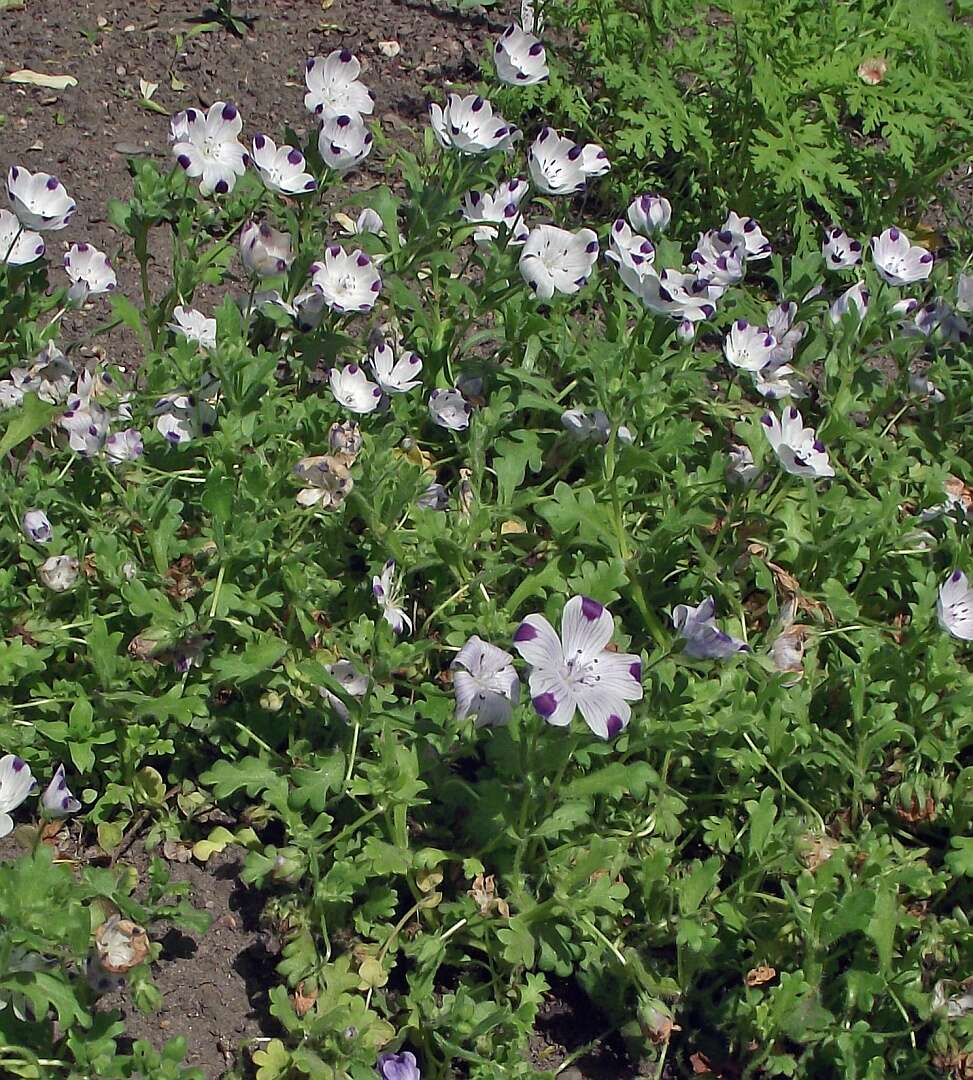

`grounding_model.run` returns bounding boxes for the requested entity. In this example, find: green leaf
[0,393,55,457]
[210,634,288,683]
[867,886,897,973]
[746,787,777,858]
[87,615,123,689]
[201,756,277,798]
